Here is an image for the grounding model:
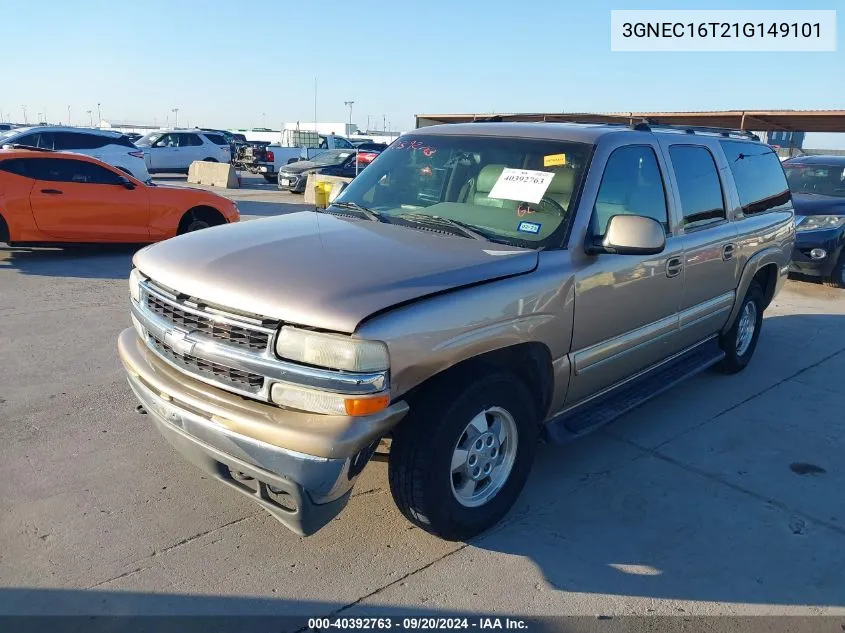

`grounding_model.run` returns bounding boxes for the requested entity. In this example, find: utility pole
[344,100,355,130]
[86,110,92,126]
[313,77,317,133]
[172,107,179,128]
